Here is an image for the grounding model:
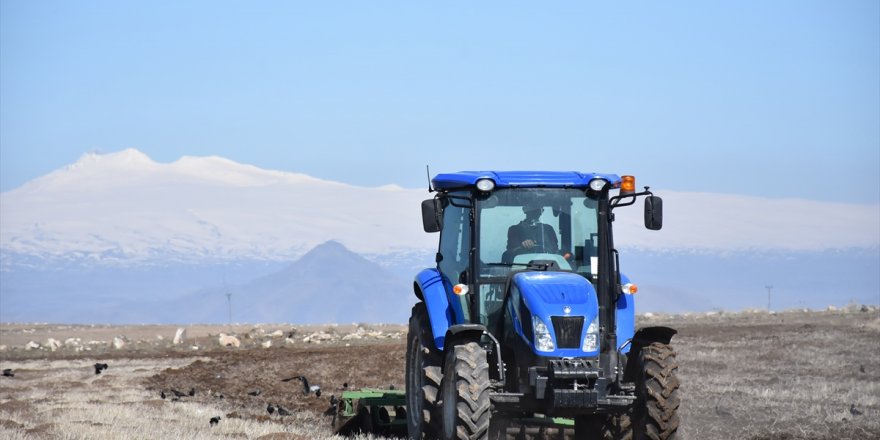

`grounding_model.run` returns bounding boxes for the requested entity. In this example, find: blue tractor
[406,171,679,440]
